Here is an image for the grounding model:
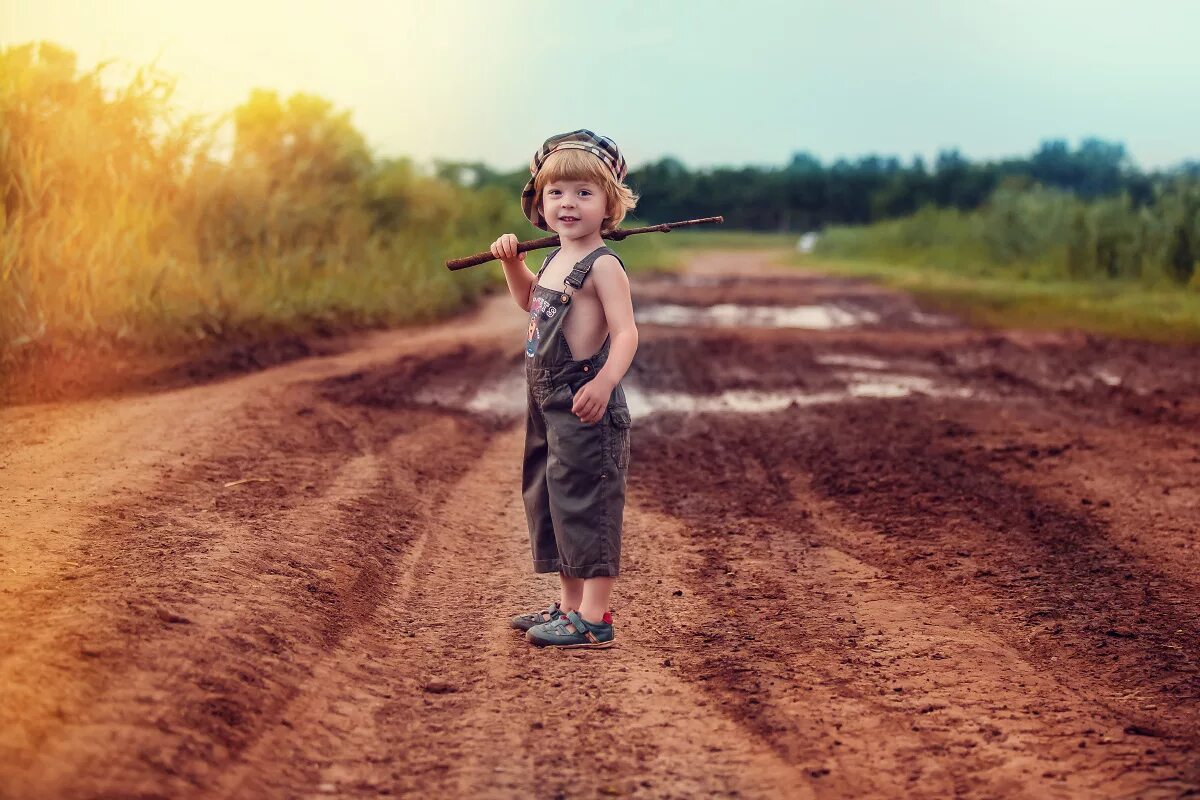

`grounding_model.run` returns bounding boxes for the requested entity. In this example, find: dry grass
[1,43,501,372]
